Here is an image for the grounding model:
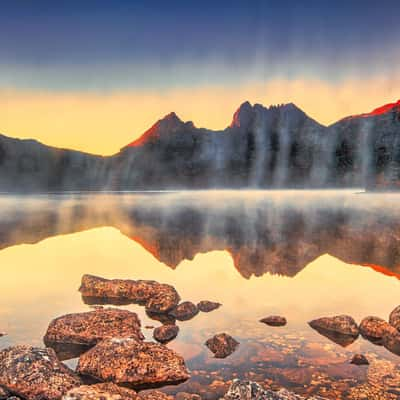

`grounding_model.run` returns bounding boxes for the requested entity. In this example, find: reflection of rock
[309,315,359,337]
[79,275,180,313]
[359,316,391,344]
[153,325,179,344]
[221,379,328,400]
[62,383,137,400]
[77,338,189,388]
[197,301,221,313]
[260,316,287,327]
[171,302,199,321]
[205,333,239,359]
[389,305,400,331]
[350,354,369,366]
[0,346,82,400]
[43,342,92,362]
[44,308,144,348]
